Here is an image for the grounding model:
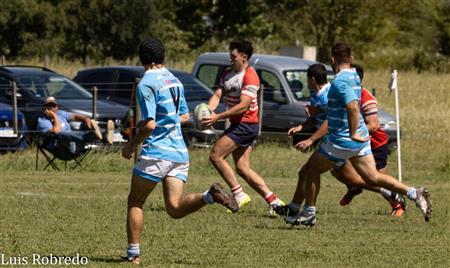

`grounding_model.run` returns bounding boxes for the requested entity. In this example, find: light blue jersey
[135,67,189,163]
[37,110,72,132]
[310,82,330,129]
[325,68,369,149]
